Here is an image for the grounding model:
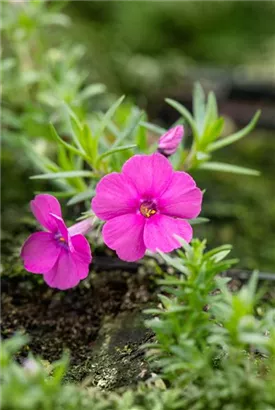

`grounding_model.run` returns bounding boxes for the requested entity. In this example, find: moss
[72,311,152,390]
